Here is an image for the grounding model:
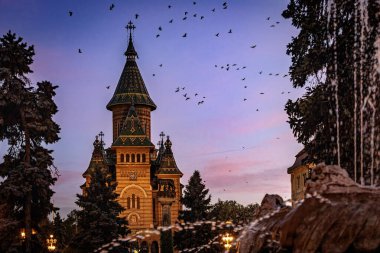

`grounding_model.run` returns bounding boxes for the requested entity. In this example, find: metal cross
[99,131,105,146]
[160,131,165,143]
[126,21,136,33]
